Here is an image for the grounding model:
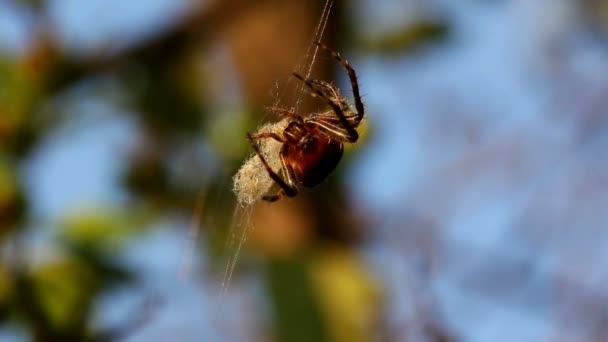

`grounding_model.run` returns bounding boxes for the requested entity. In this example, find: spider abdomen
[283,137,344,187]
